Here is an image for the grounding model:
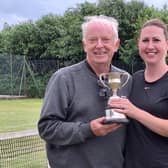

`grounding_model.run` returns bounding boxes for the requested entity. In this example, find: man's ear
[114,39,120,52]
[82,39,87,52]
